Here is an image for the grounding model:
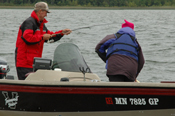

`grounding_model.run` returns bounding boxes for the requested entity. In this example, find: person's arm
[95,34,115,63]
[21,20,43,45]
[95,50,107,63]
[136,41,145,77]
[46,29,72,43]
